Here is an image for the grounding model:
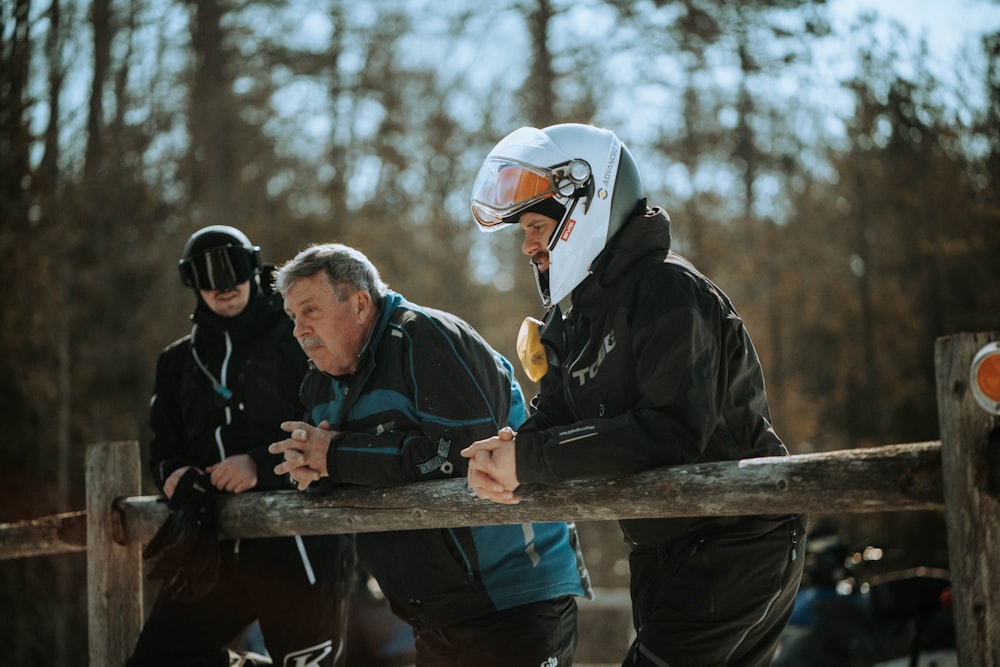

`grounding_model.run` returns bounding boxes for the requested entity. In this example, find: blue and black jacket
[301,291,591,630]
